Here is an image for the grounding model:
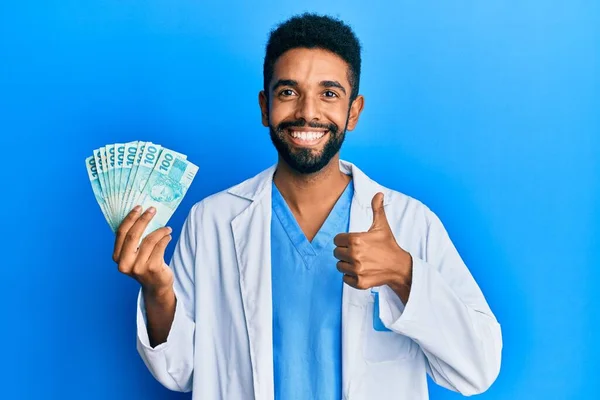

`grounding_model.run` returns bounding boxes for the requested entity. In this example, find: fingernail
[166,226,172,233]
[148,207,156,214]
[133,205,142,213]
